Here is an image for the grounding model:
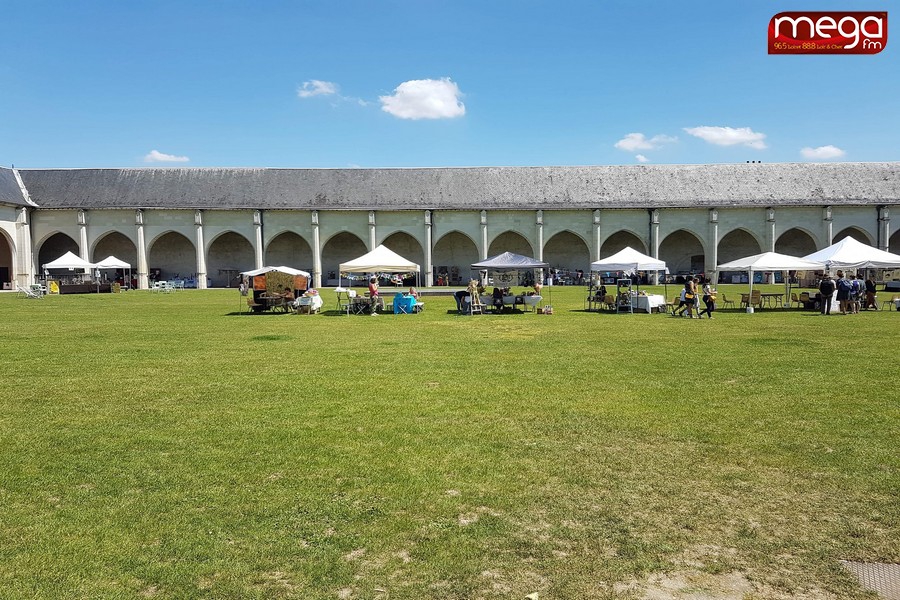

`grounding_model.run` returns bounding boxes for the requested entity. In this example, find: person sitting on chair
[407,286,419,299]
[492,287,505,312]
